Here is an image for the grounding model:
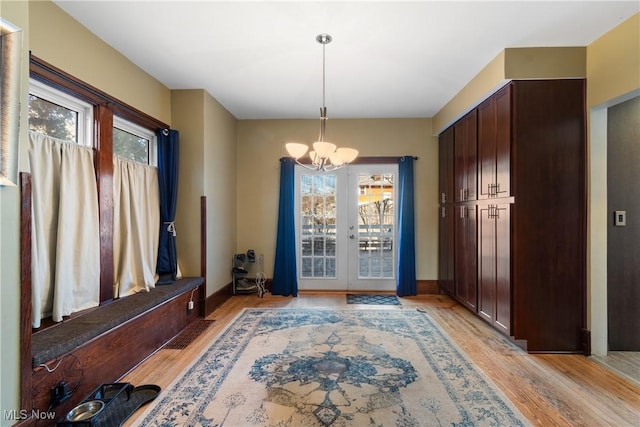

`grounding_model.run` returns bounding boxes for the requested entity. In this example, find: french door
[294,164,398,291]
